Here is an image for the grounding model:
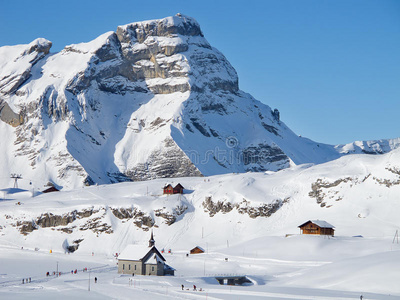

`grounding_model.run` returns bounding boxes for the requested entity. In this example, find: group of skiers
[181,284,203,292]
[21,278,31,284]
[70,268,88,274]
[46,271,61,276]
